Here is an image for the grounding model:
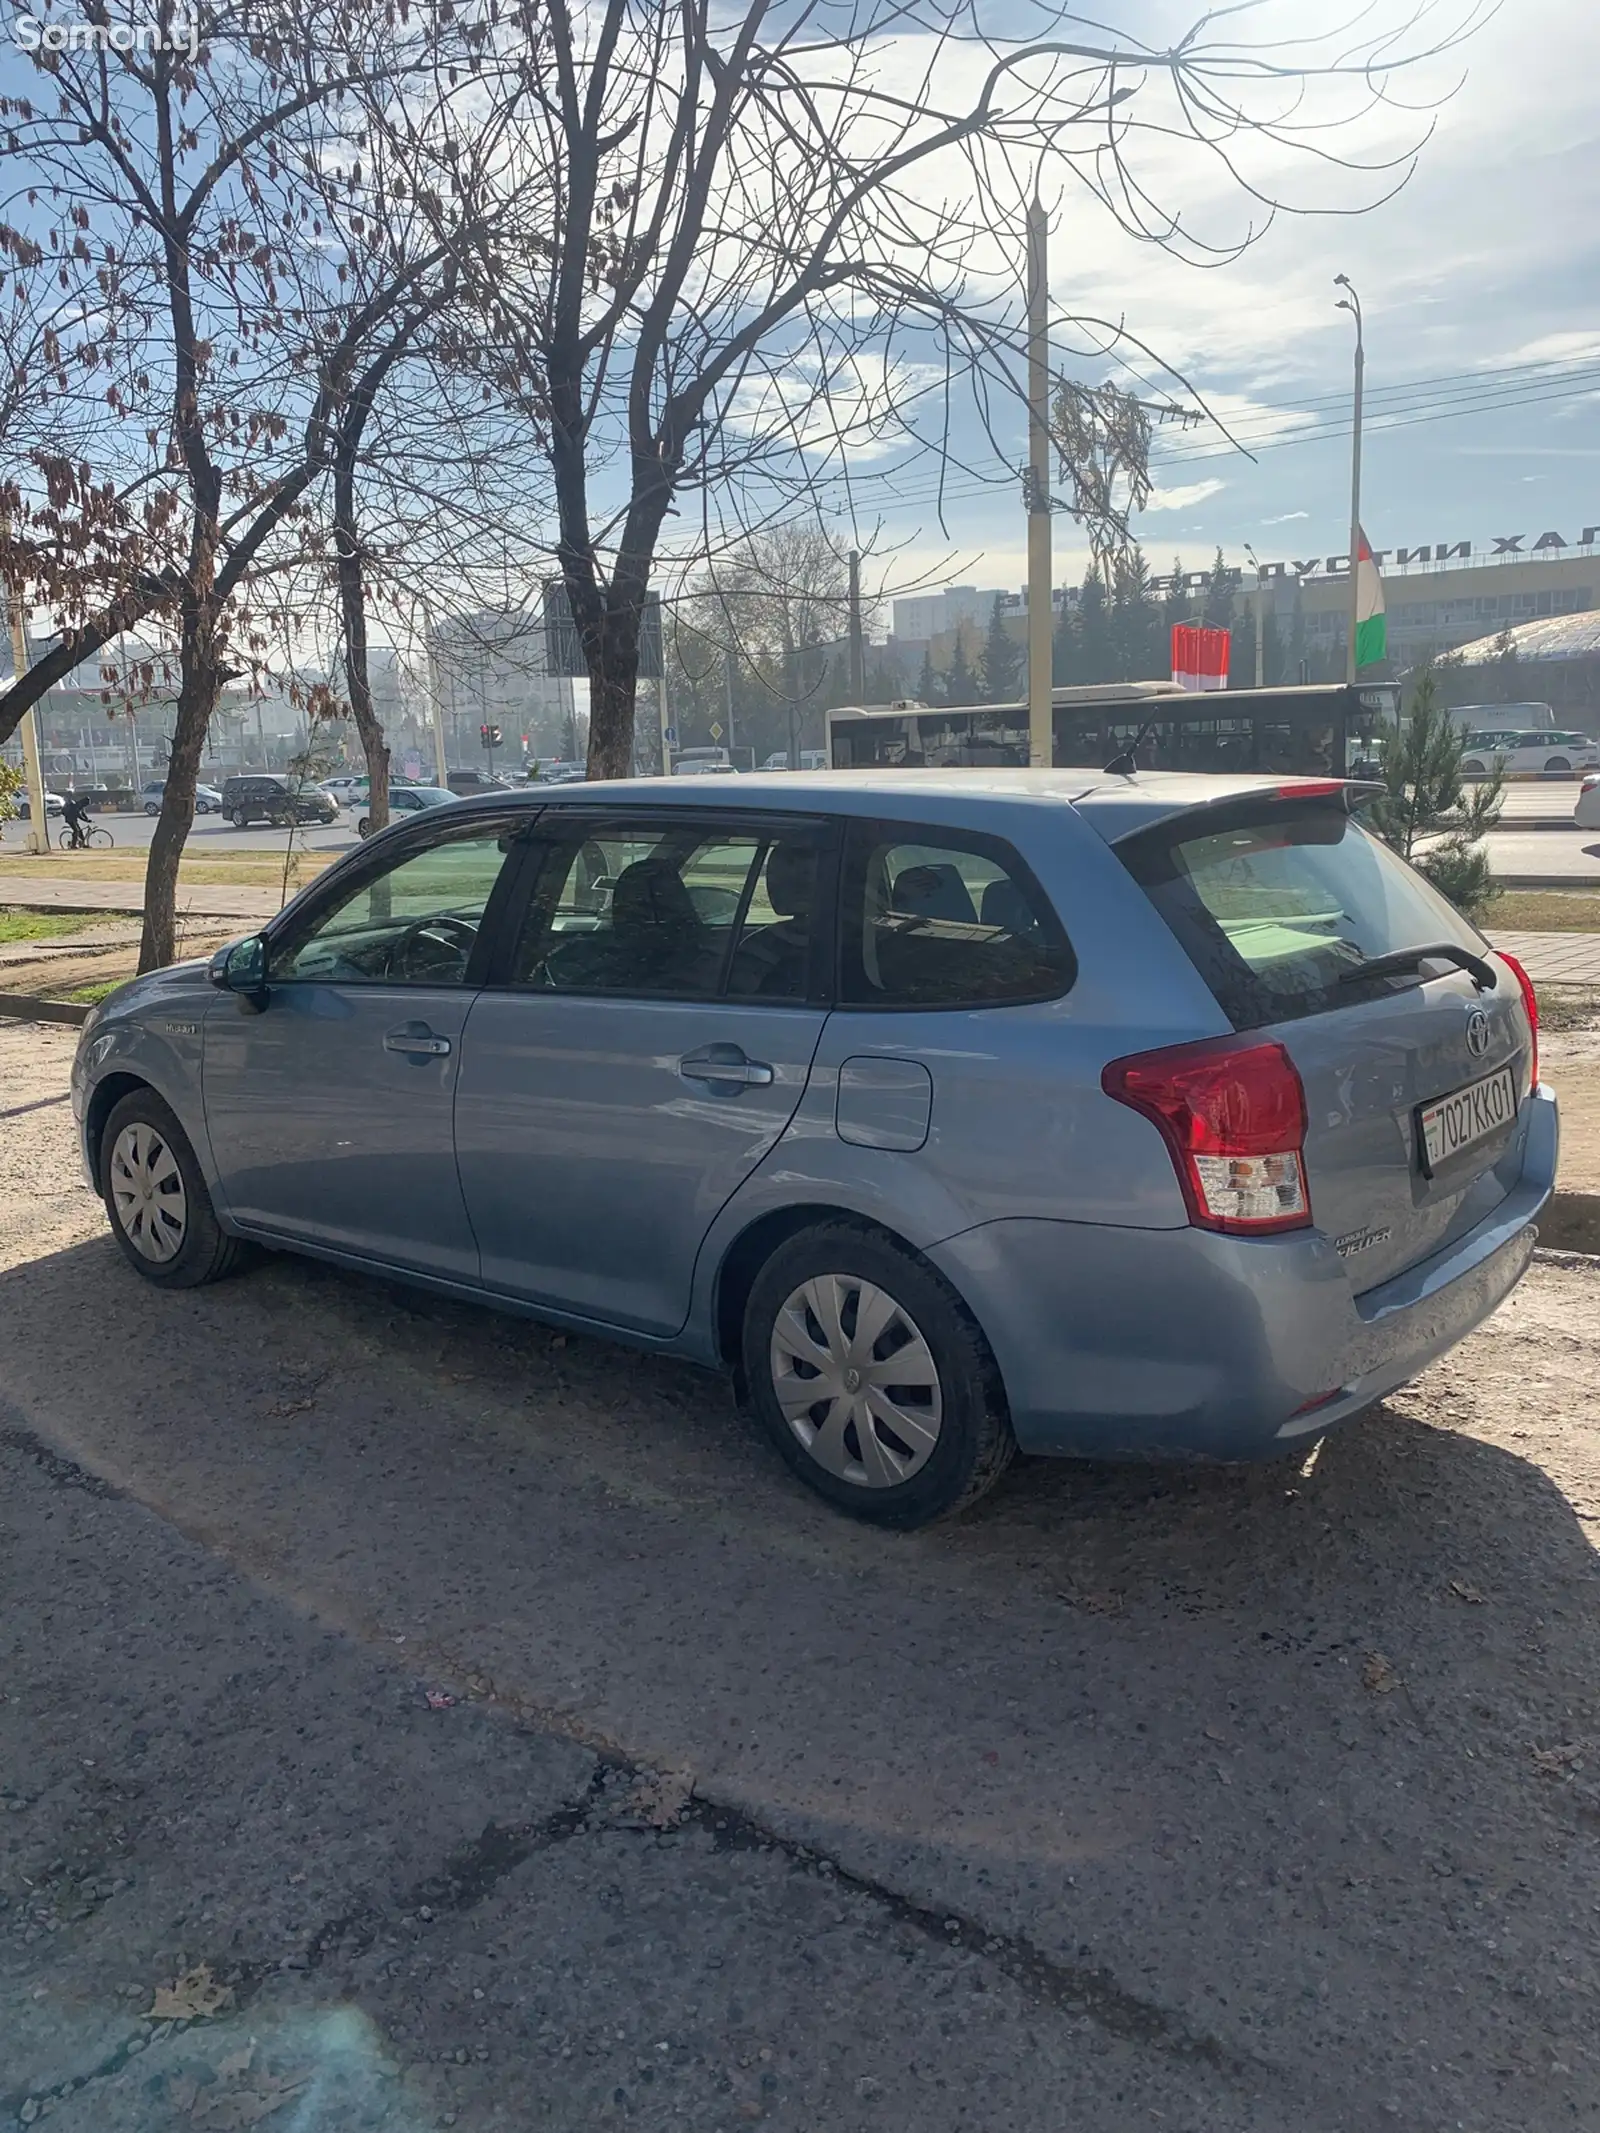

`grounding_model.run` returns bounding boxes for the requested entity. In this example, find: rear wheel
[741,1223,1015,1527]
[1546,757,1571,776]
[100,1088,248,1288]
